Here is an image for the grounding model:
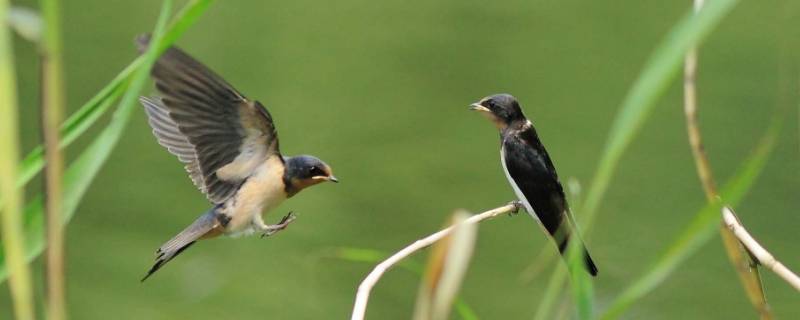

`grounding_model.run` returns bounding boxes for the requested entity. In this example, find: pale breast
[222,156,288,234]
